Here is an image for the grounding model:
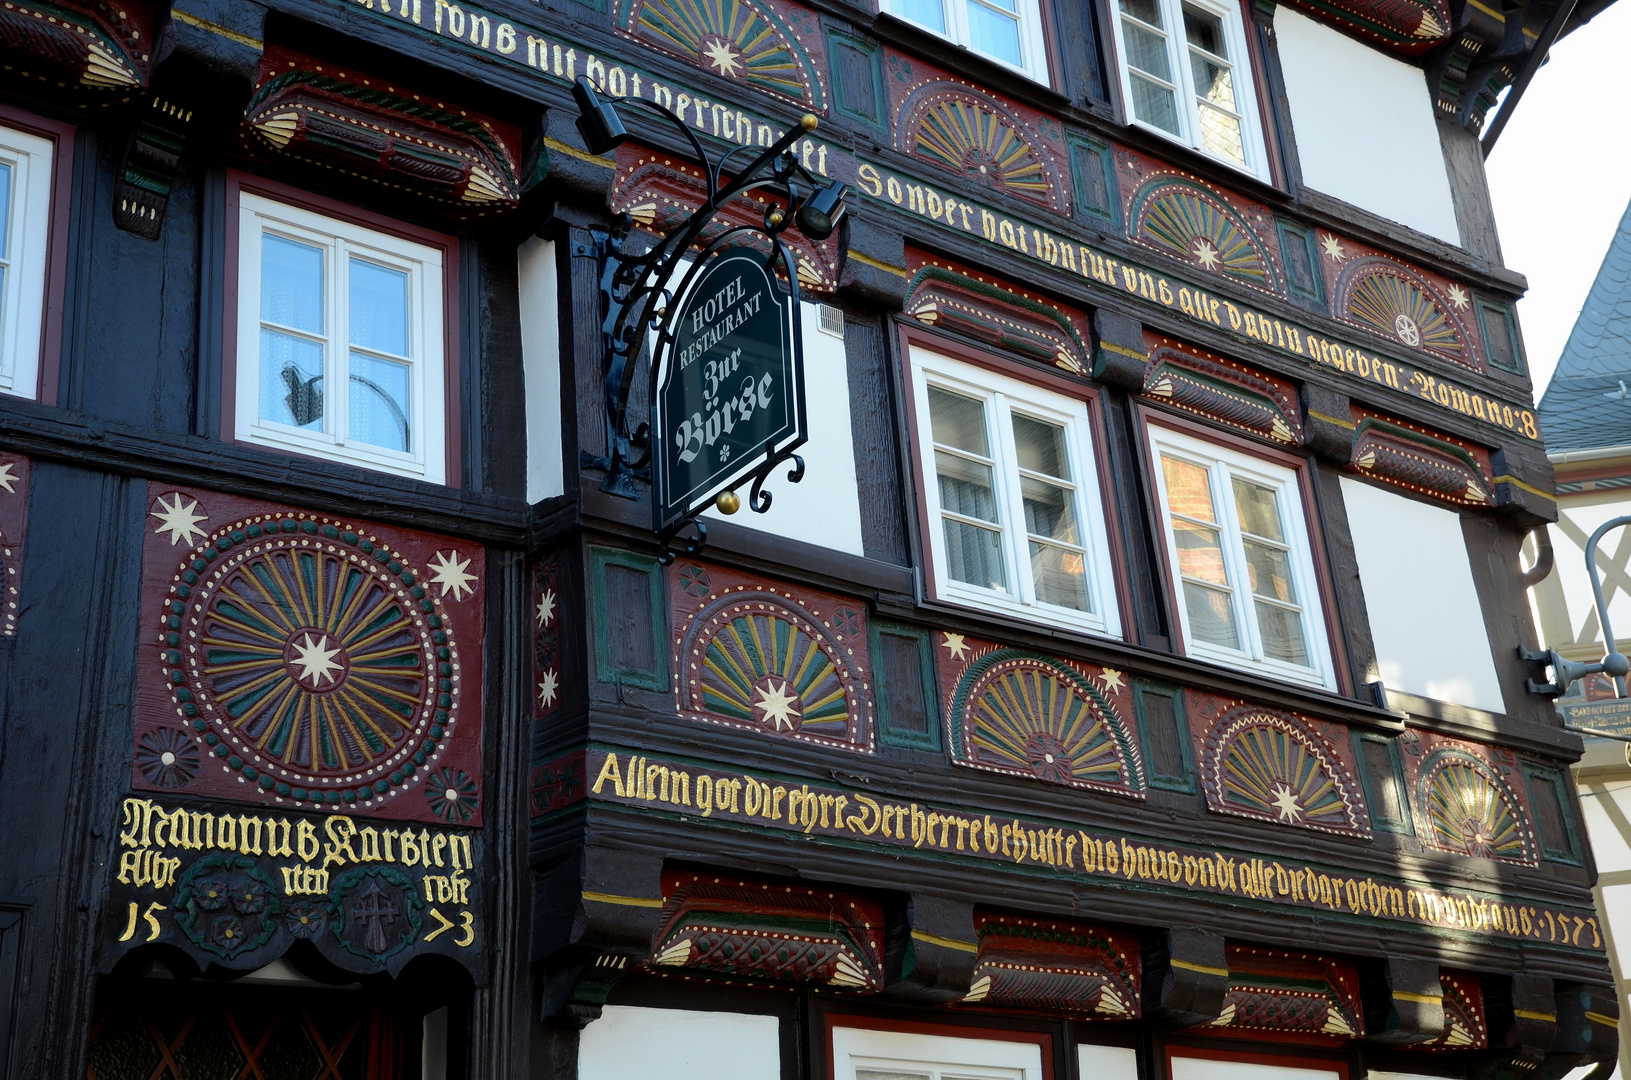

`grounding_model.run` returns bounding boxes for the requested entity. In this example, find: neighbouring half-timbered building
[0,0,1617,1071]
